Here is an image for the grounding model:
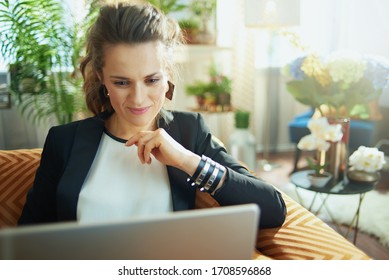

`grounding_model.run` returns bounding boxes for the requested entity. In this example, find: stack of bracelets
[187,155,226,193]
